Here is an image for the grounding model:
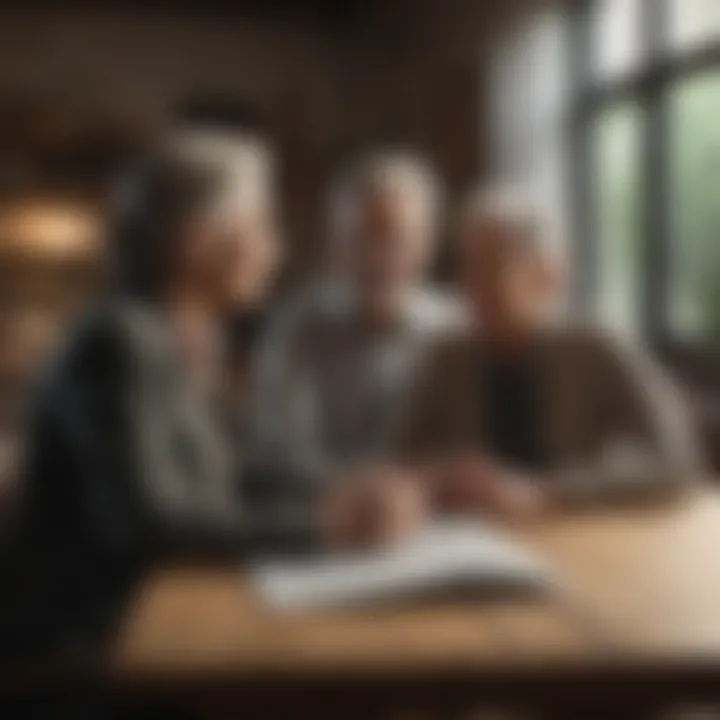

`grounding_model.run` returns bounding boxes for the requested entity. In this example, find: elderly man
[404,188,700,517]
[251,151,464,493]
